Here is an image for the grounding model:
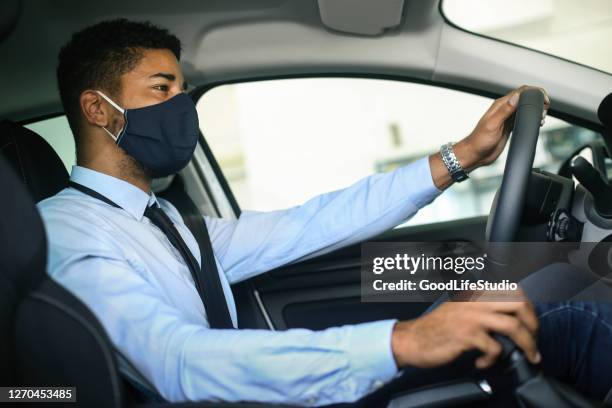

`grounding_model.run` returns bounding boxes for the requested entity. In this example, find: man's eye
[153,85,169,92]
